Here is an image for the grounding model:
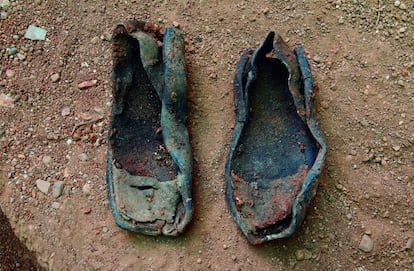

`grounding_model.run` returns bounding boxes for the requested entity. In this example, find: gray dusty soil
[0,0,413,270]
